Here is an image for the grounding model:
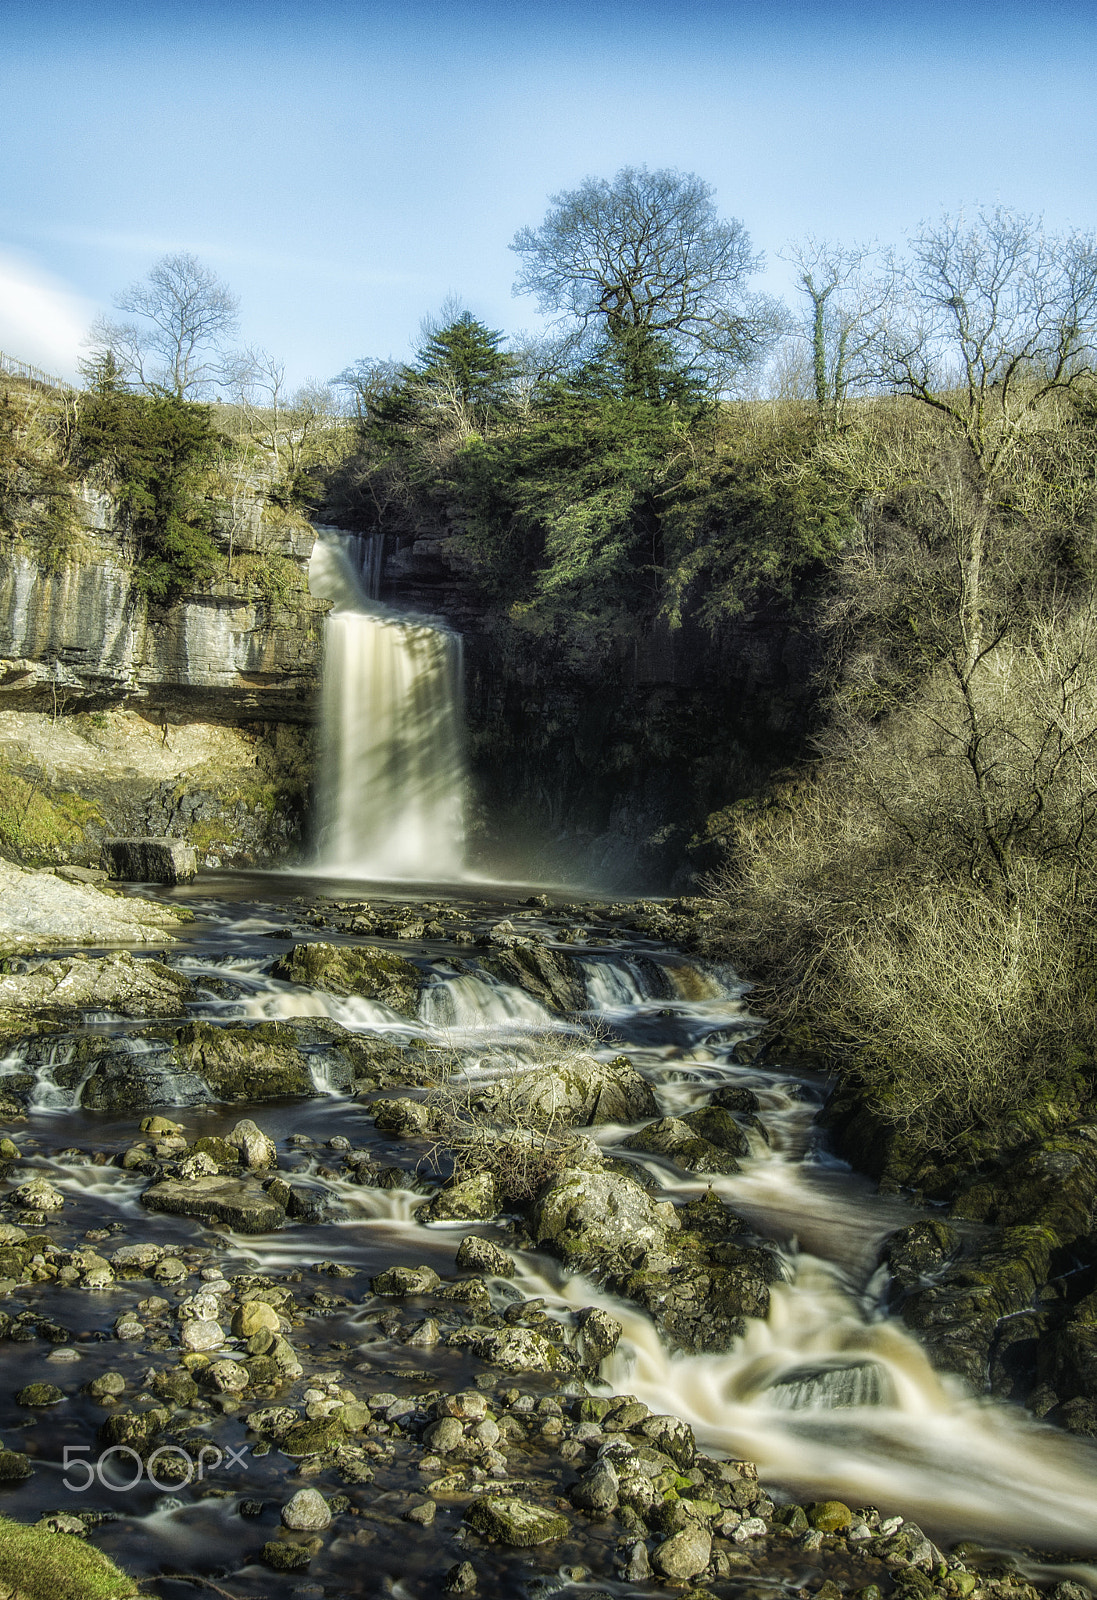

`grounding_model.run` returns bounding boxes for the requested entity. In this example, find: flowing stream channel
[4,878,1097,1597]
